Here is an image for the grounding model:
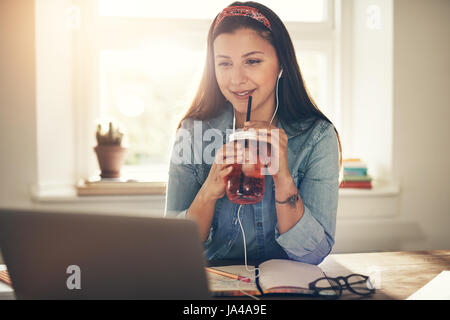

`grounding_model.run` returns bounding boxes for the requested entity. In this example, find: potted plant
[94,121,127,178]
